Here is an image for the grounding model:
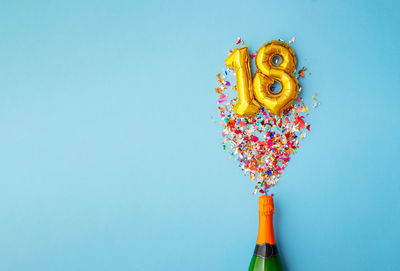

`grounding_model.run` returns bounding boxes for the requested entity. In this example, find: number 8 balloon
[226,41,299,117]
